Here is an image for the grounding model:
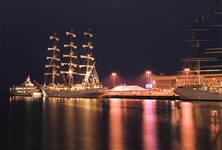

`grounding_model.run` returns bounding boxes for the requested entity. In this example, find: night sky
[0,0,218,92]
